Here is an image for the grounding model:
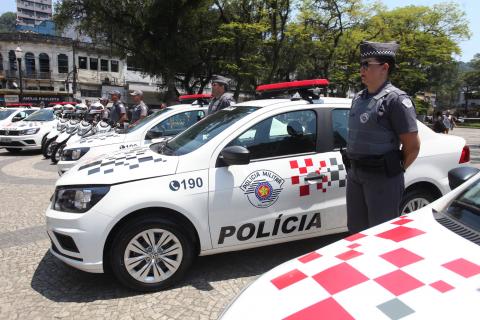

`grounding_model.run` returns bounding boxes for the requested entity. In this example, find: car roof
[235,97,352,109]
